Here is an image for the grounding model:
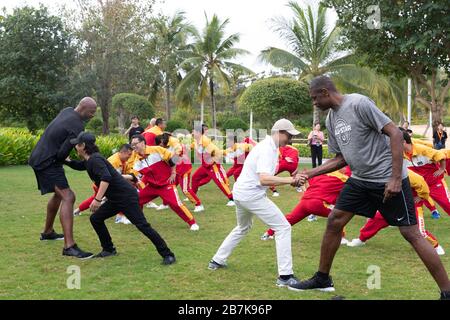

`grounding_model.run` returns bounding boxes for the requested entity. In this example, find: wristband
[94,198,102,202]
